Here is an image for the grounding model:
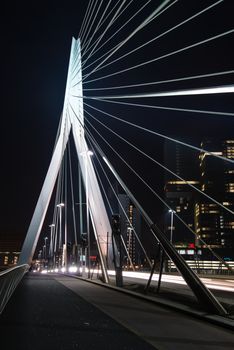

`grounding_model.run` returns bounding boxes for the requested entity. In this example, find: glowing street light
[38,250,42,268]
[44,236,48,262]
[168,209,175,244]
[56,203,64,249]
[42,244,46,267]
[168,209,175,273]
[49,224,55,259]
